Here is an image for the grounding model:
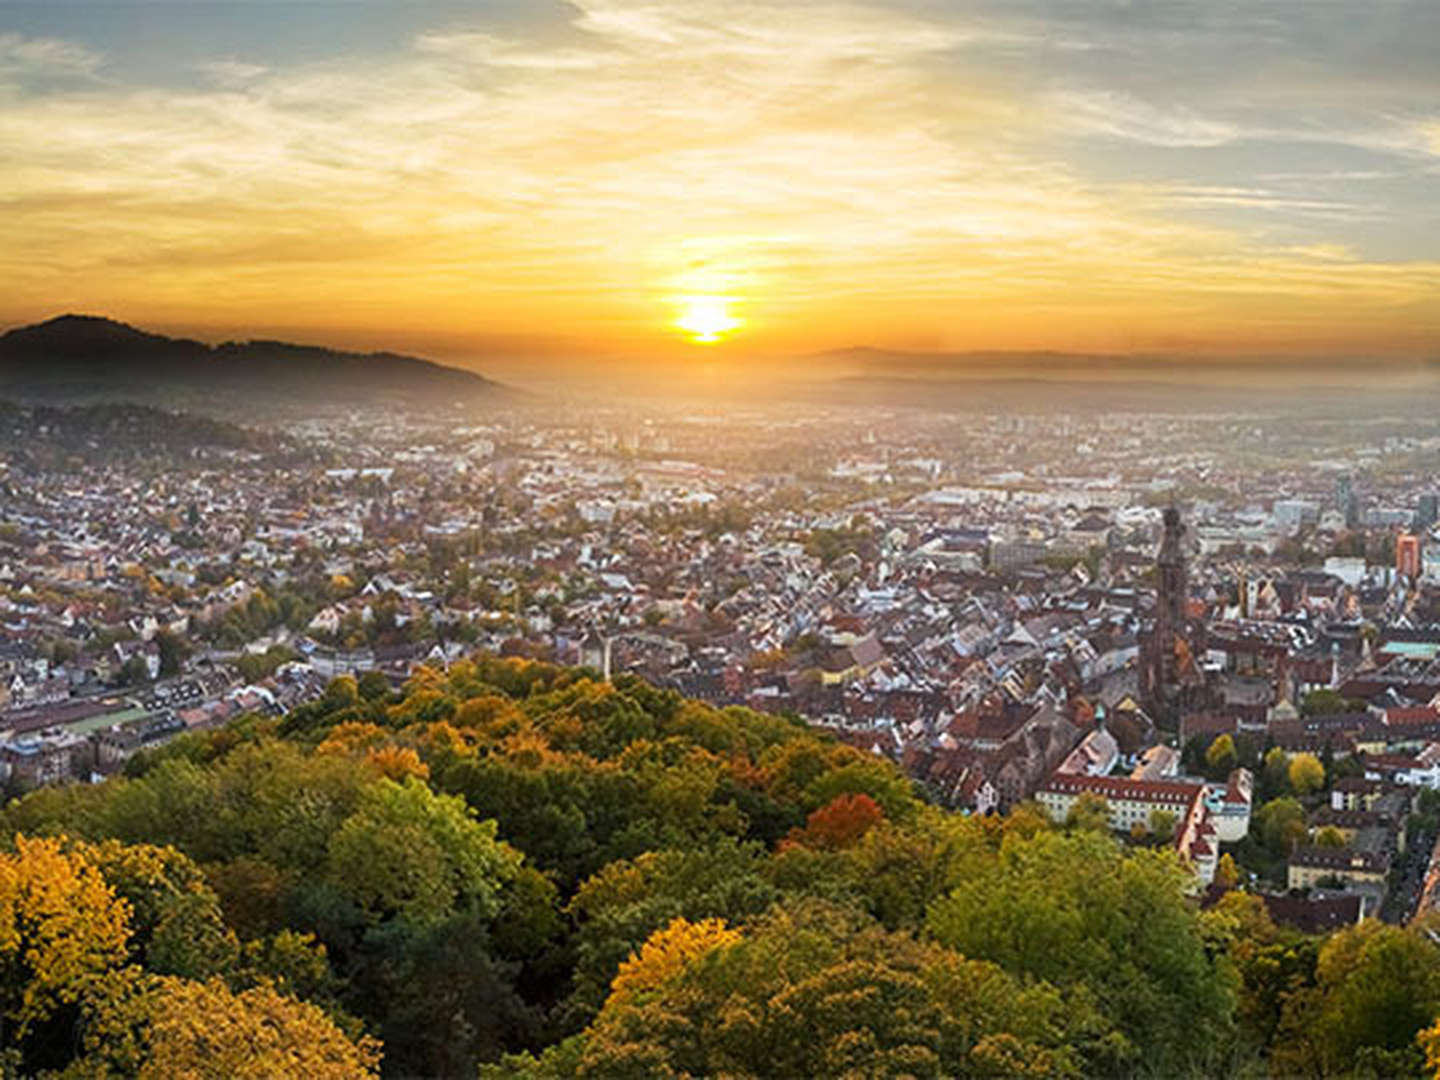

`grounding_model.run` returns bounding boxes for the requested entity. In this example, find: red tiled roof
[1386,707,1440,727]
[1038,773,1204,806]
